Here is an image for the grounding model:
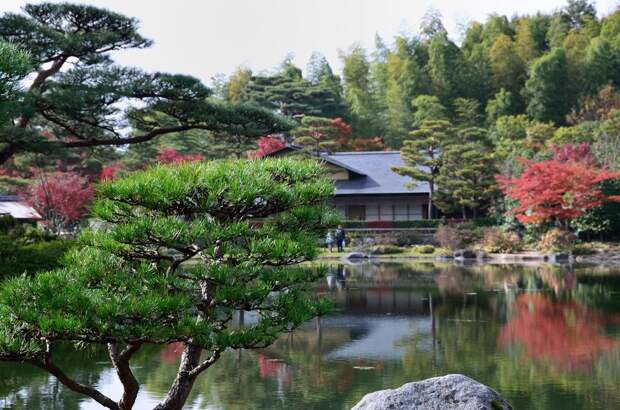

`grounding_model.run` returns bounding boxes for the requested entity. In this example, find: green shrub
[343,221,366,228]
[370,245,403,255]
[393,220,443,228]
[572,243,598,256]
[0,215,19,233]
[394,231,421,246]
[0,236,75,279]
[468,217,497,227]
[412,244,435,254]
[345,219,444,229]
